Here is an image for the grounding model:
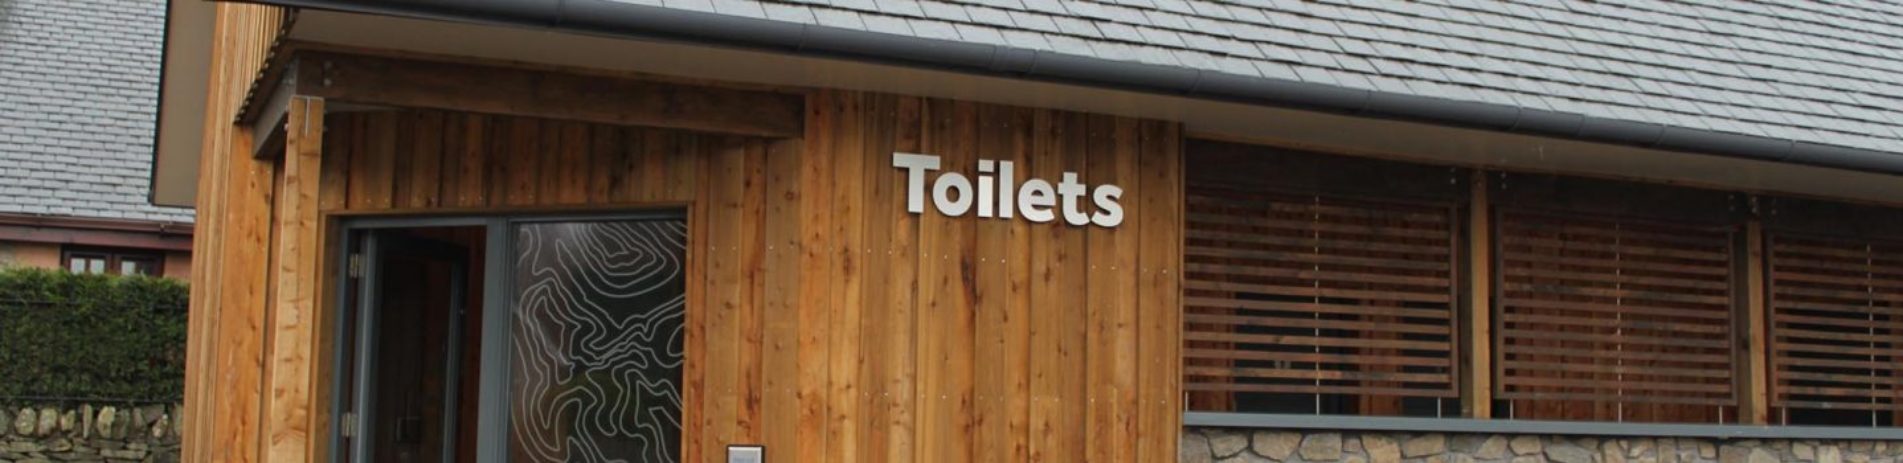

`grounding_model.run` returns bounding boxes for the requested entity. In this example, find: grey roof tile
[908,18,962,40]
[918,1,971,22]
[966,5,1015,26]
[812,8,866,28]
[762,3,819,23]
[861,14,913,35]
[872,0,924,16]
[699,0,1898,157]
[954,23,1009,45]
[0,0,192,223]
[1008,11,1061,32]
